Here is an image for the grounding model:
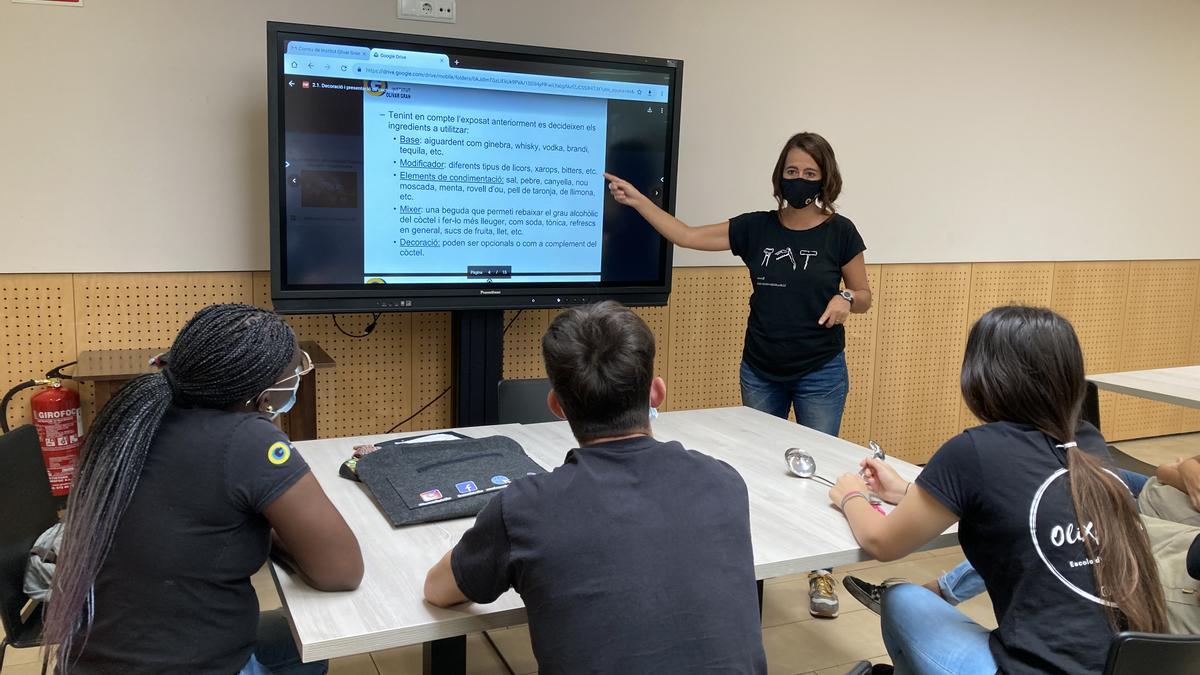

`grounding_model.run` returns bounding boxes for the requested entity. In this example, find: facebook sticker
[455,480,480,496]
